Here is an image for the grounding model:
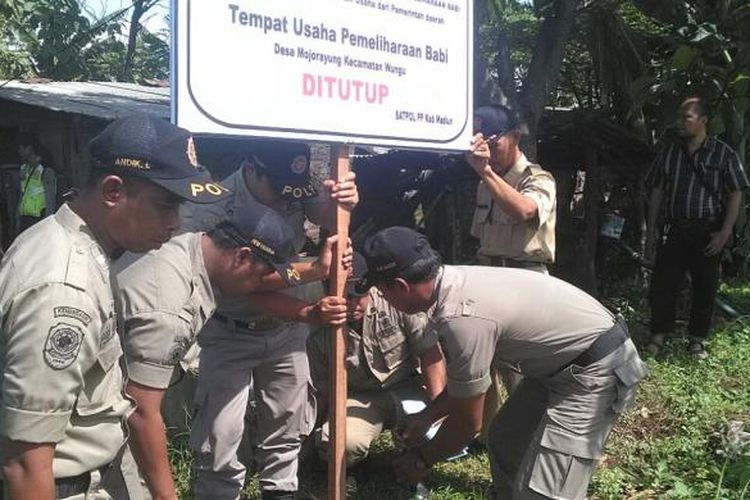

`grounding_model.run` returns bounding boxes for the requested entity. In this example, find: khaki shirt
[114,232,215,389]
[471,154,556,263]
[181,167,323,324]
[429,266,615,398]
[309,289,436,397]
[0,204,131,478]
